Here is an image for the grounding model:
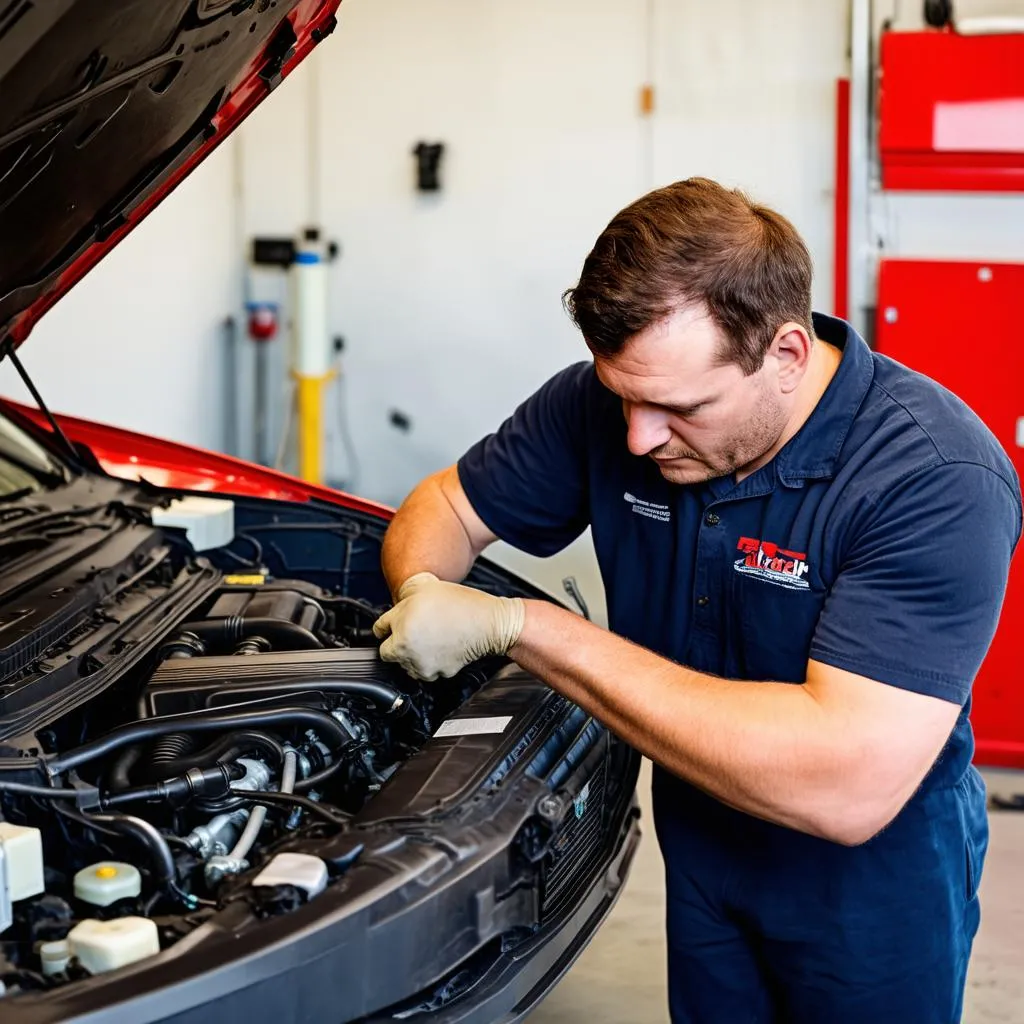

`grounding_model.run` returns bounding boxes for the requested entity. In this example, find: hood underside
[0,0,340,346]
